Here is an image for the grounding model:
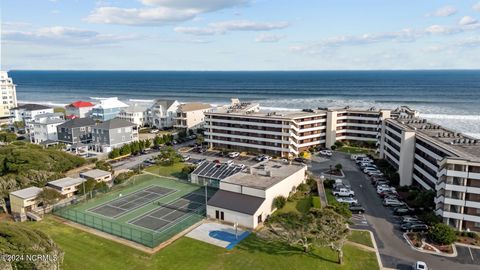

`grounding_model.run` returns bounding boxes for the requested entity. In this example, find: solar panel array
[192,161,244,180]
